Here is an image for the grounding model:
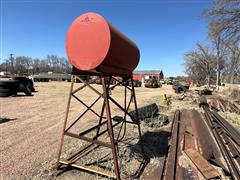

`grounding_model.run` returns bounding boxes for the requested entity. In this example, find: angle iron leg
[56,75,75,168]
[102,76,121,180]
[95,100,106,139]
[131,78,145,157]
